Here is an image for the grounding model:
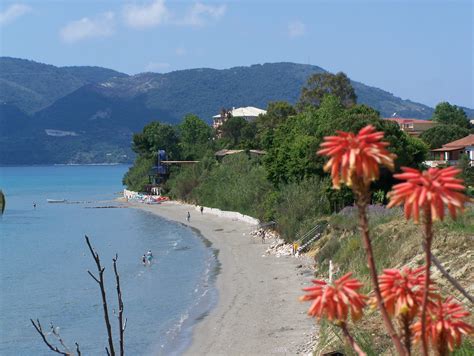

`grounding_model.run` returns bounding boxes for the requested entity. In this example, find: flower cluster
[387,166,470,222]
[306,126,473,355]
[317,125,396,189]
[300,272,367,323]
[378,267,426,319]
[412,297,473,352]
